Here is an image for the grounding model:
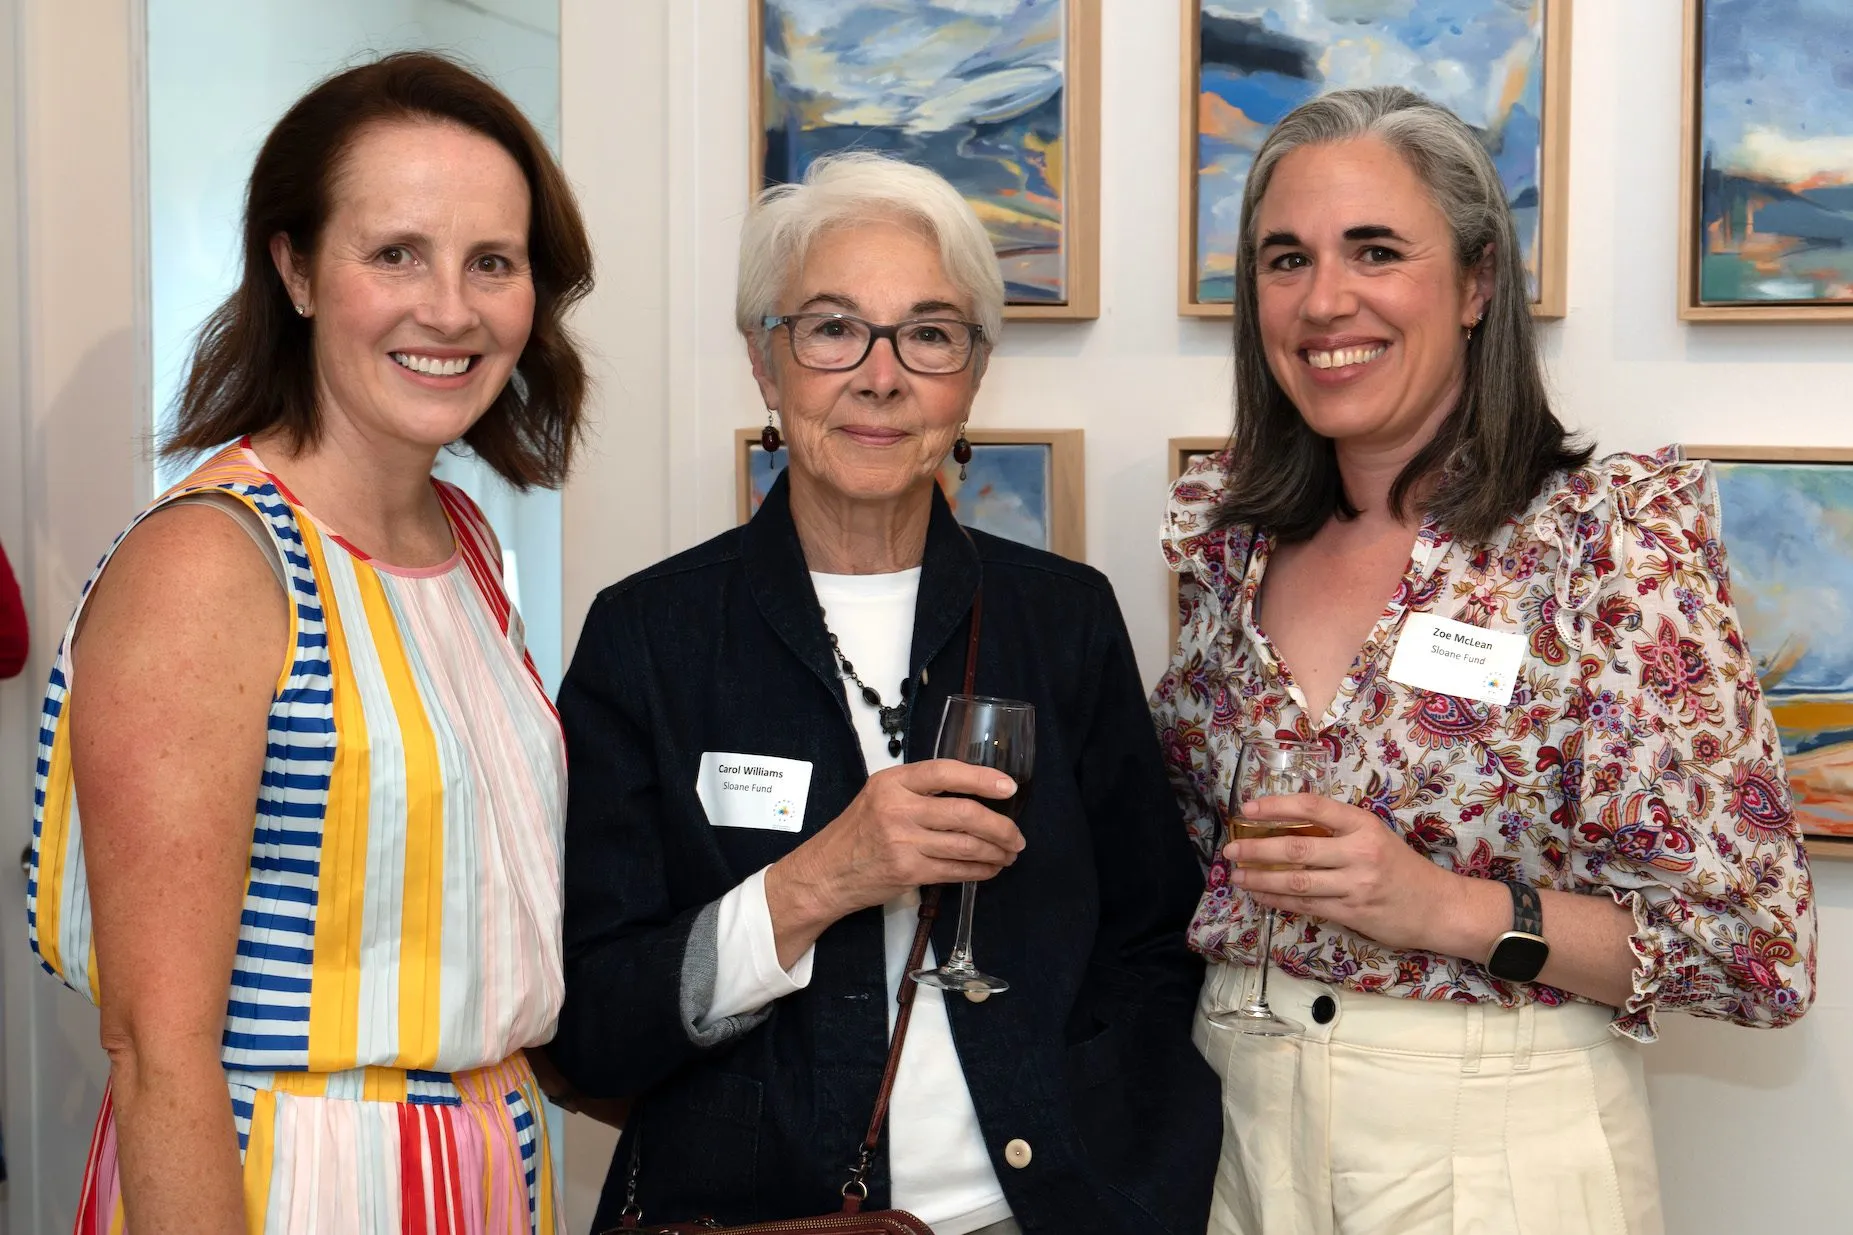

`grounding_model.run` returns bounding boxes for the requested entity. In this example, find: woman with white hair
[547,152,1219,1233]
